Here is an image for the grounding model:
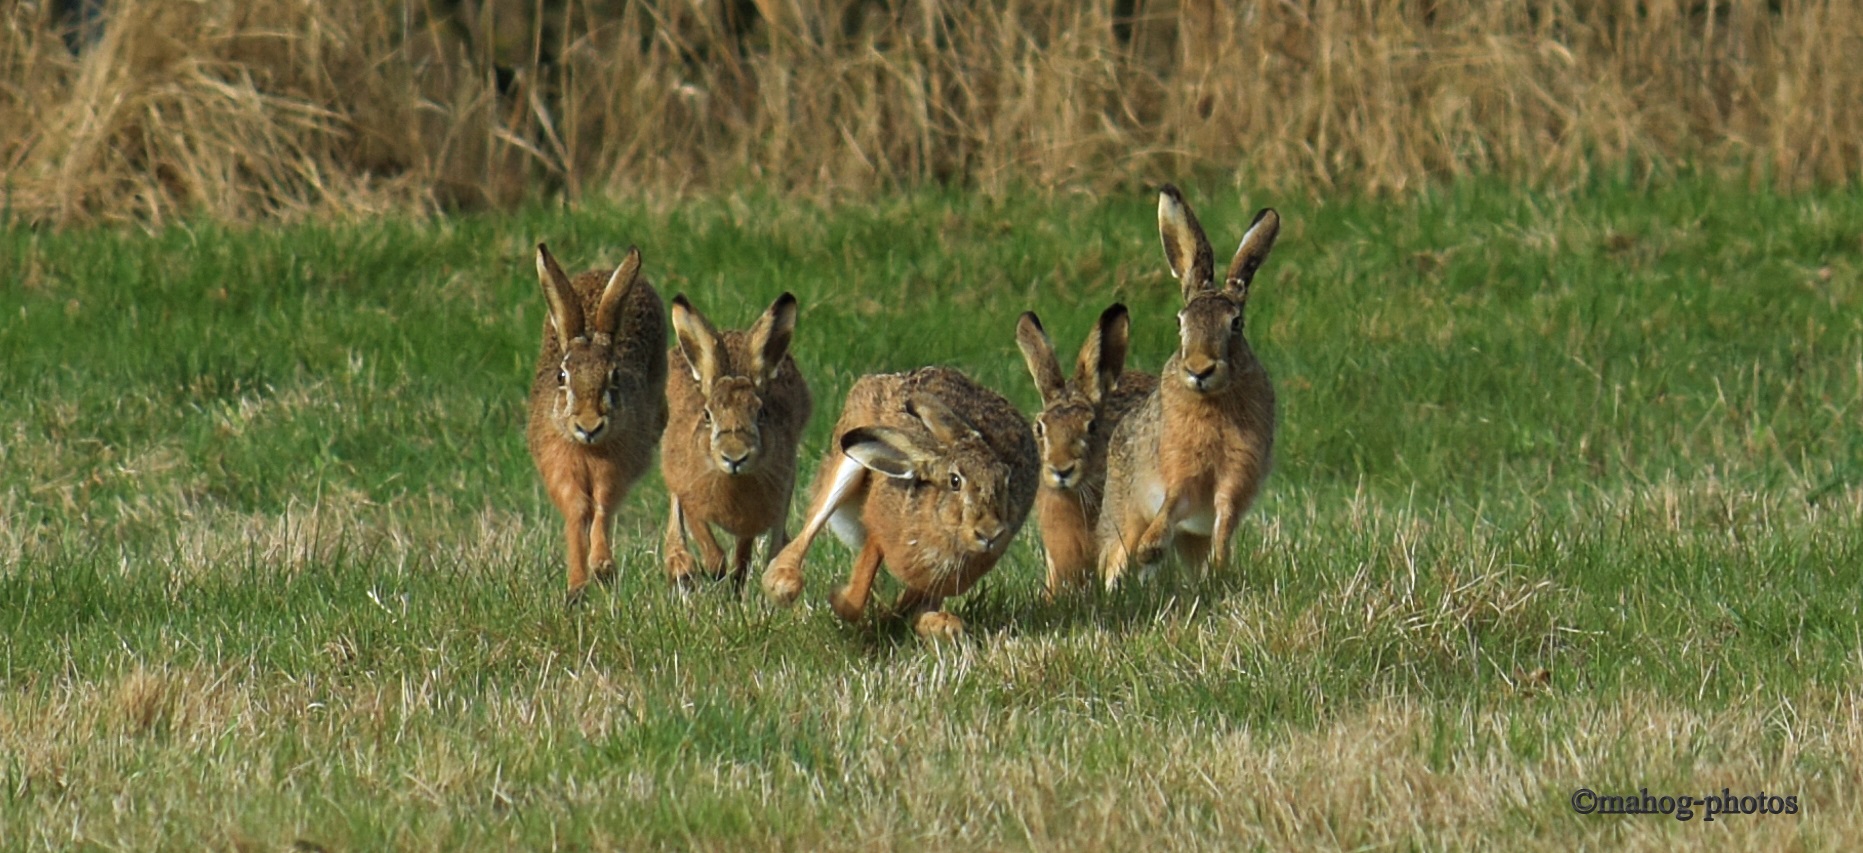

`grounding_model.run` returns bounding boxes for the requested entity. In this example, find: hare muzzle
[1180,355,1229,393]
[968,506,1010,552]
[703,379,764,475]
[572,419,606,443]
[712,432,759,475]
